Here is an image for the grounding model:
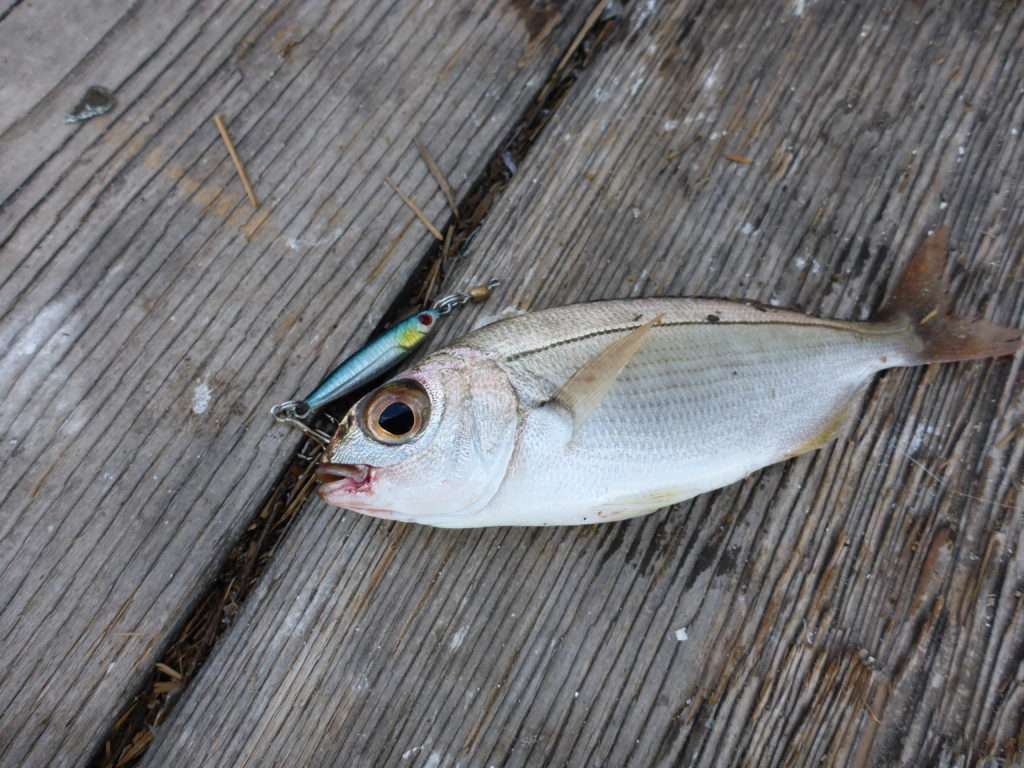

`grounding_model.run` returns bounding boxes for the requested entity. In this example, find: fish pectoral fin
[547,314,662,434]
